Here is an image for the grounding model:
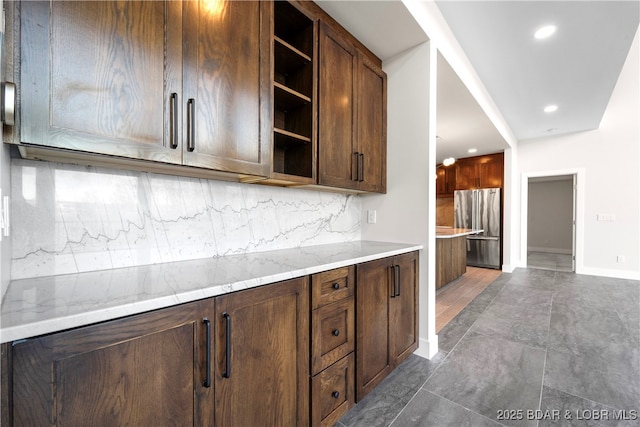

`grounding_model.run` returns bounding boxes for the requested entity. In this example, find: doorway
[527,175,575,272]
[524,173,578,272]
